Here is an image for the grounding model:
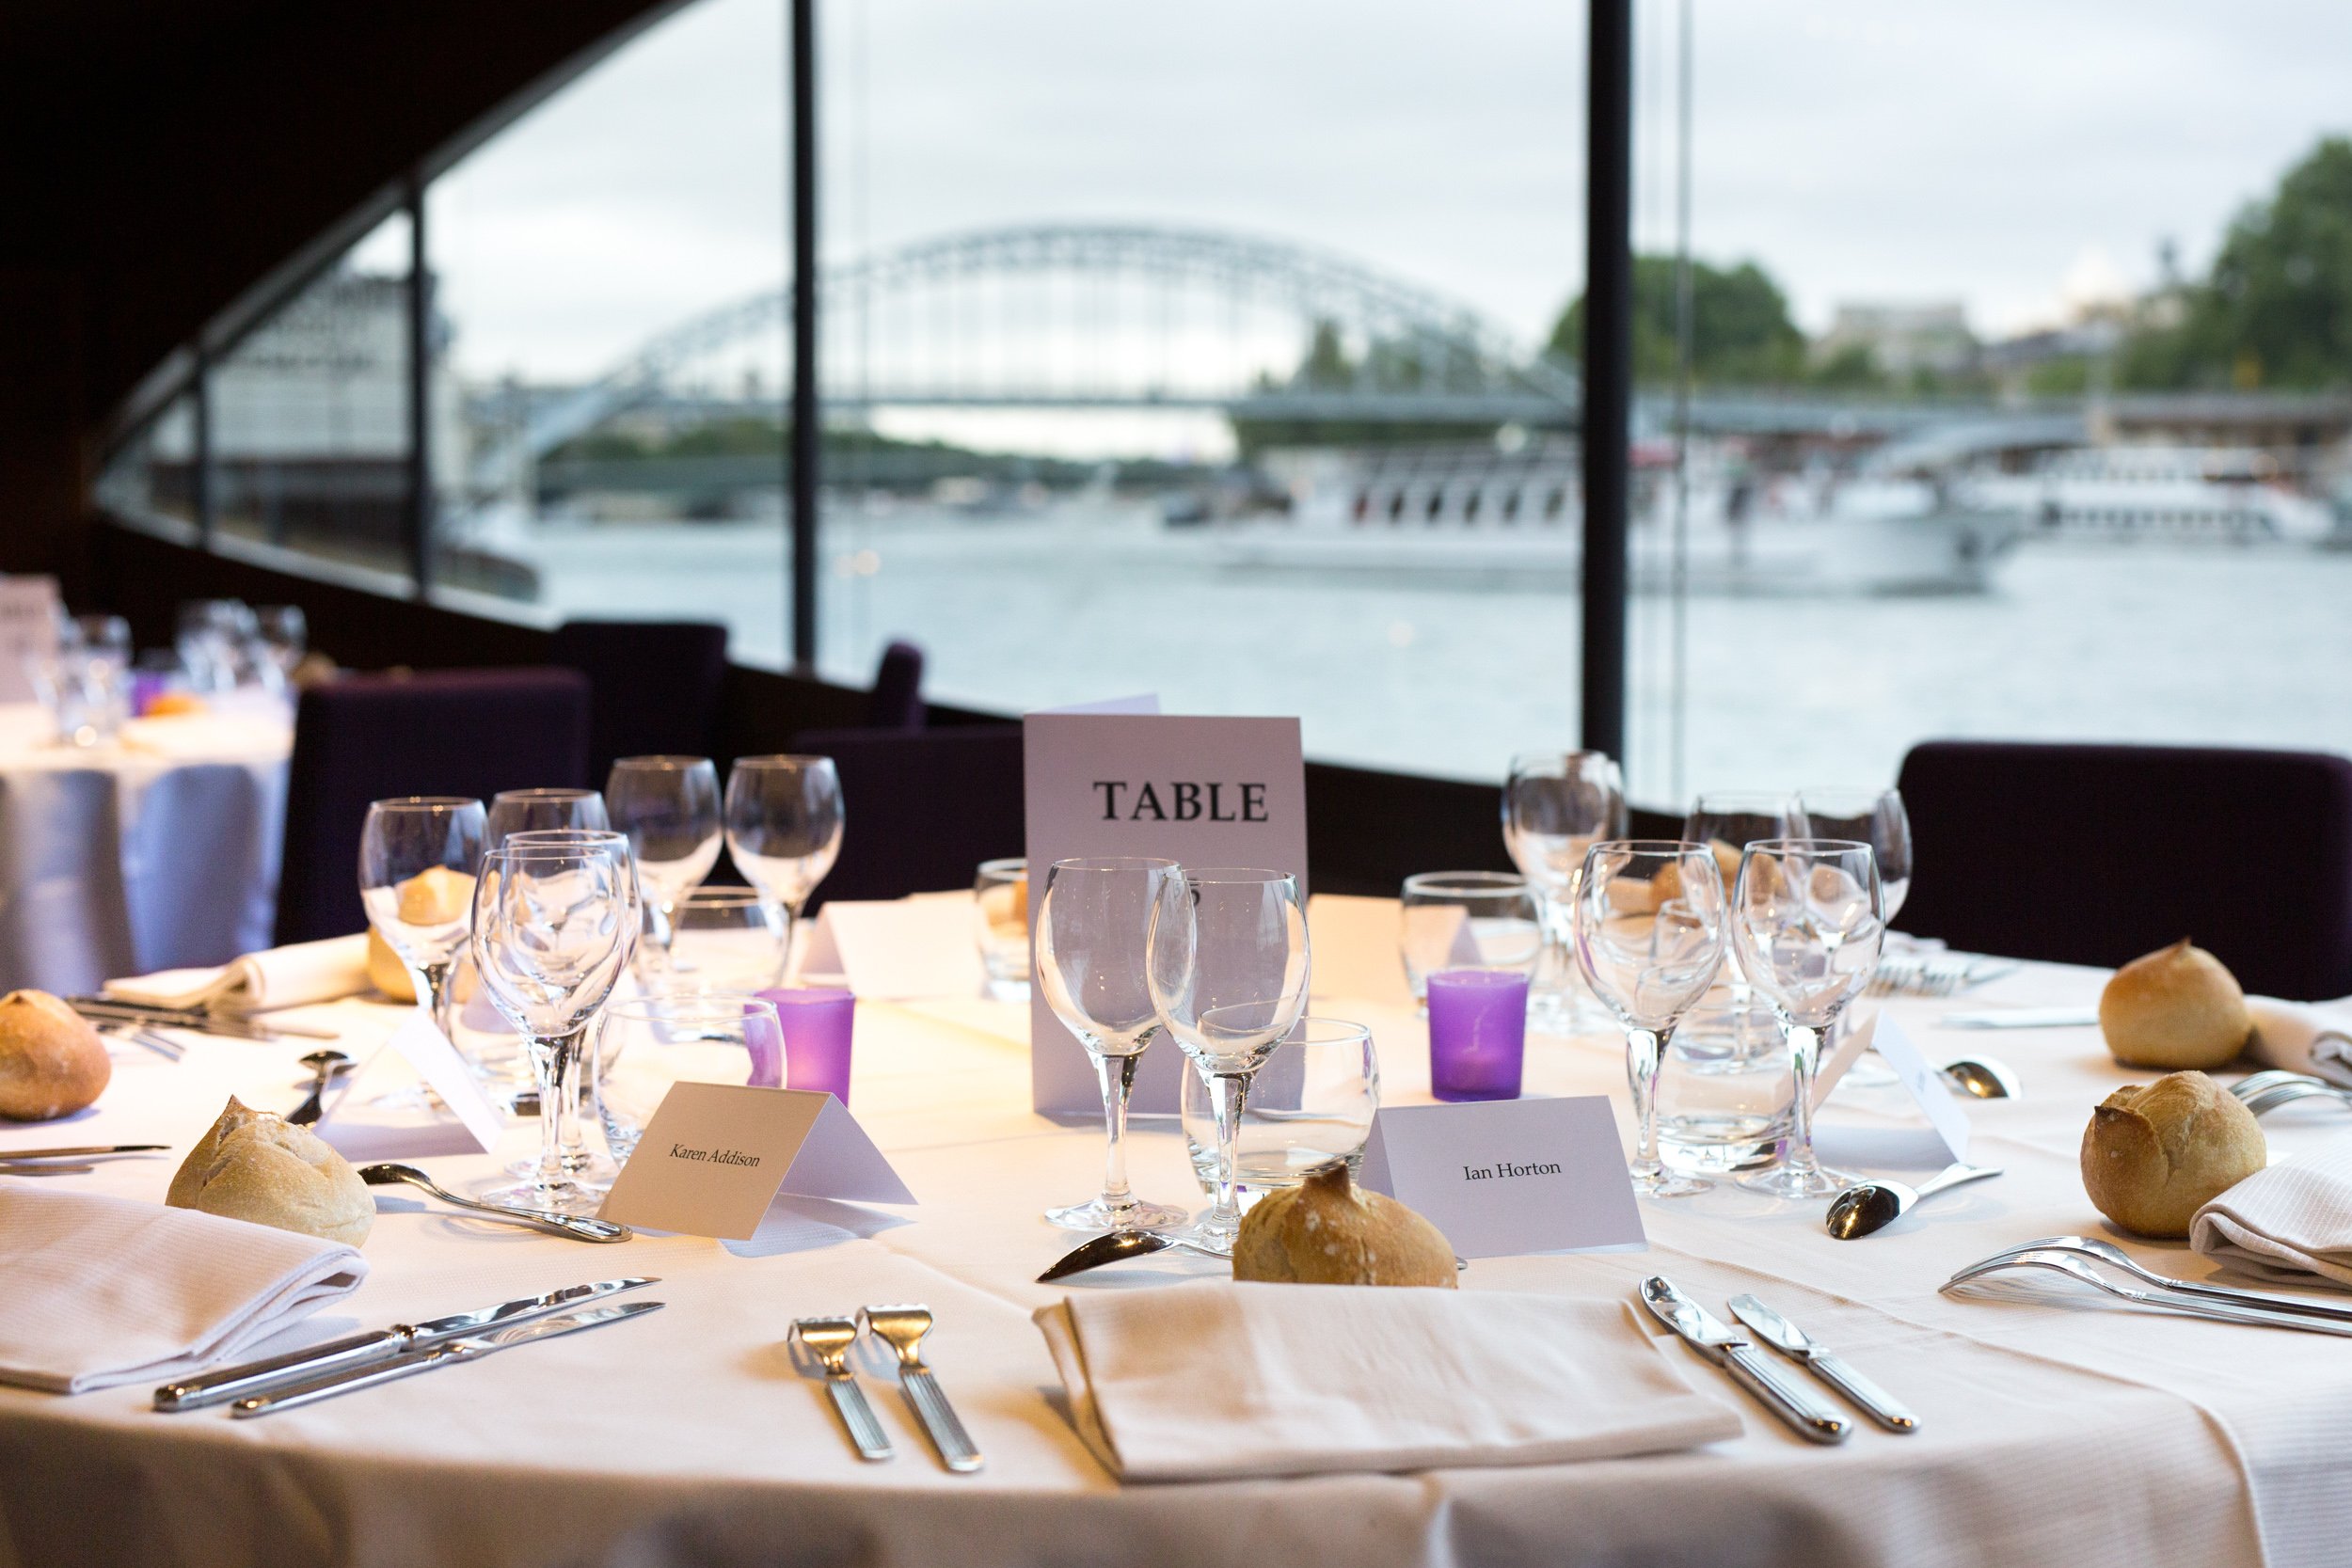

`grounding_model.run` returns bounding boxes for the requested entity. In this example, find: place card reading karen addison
[596,1082,914,1241]
[1359,1096,1646,1259]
